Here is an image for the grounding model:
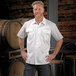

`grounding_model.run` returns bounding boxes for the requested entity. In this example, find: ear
[33,8,34,12]
[43,8,45,13]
